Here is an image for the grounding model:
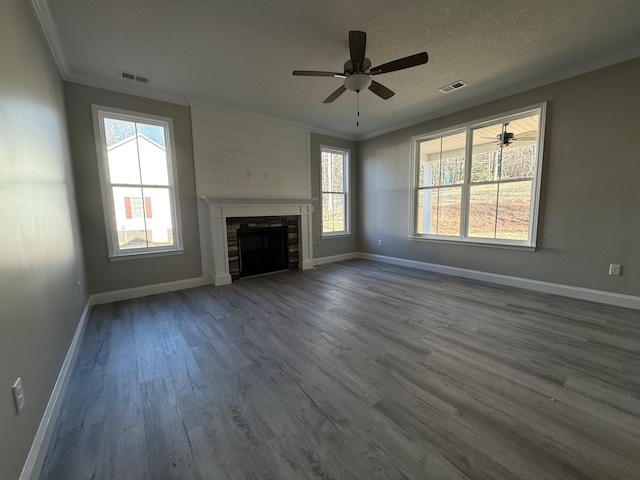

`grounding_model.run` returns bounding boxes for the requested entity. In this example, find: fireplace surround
[227,216,299,279]
[201,197,314,286]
